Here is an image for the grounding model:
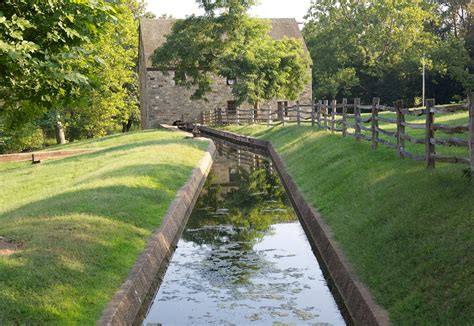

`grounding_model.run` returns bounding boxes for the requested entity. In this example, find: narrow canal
[141,138,346,325]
